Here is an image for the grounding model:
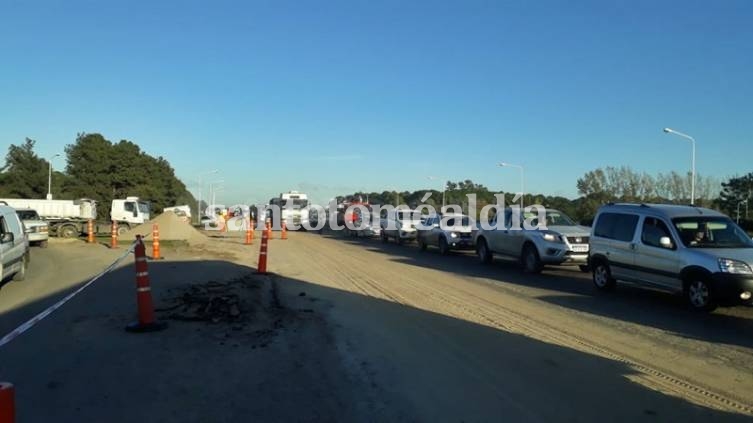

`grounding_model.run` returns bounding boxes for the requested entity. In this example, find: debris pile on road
[157,279,250,323]
[121,211,208,243]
